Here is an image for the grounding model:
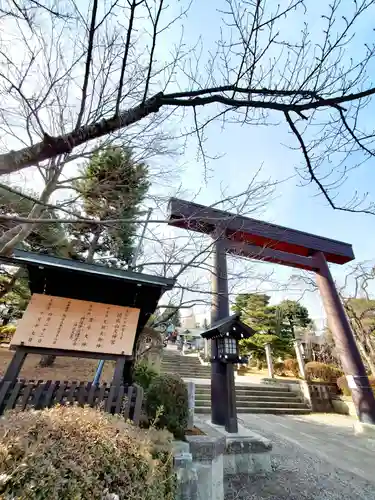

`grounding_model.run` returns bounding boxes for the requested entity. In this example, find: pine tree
[276,300,312,340]
[71,146,150,266]
[232,293,275,333]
